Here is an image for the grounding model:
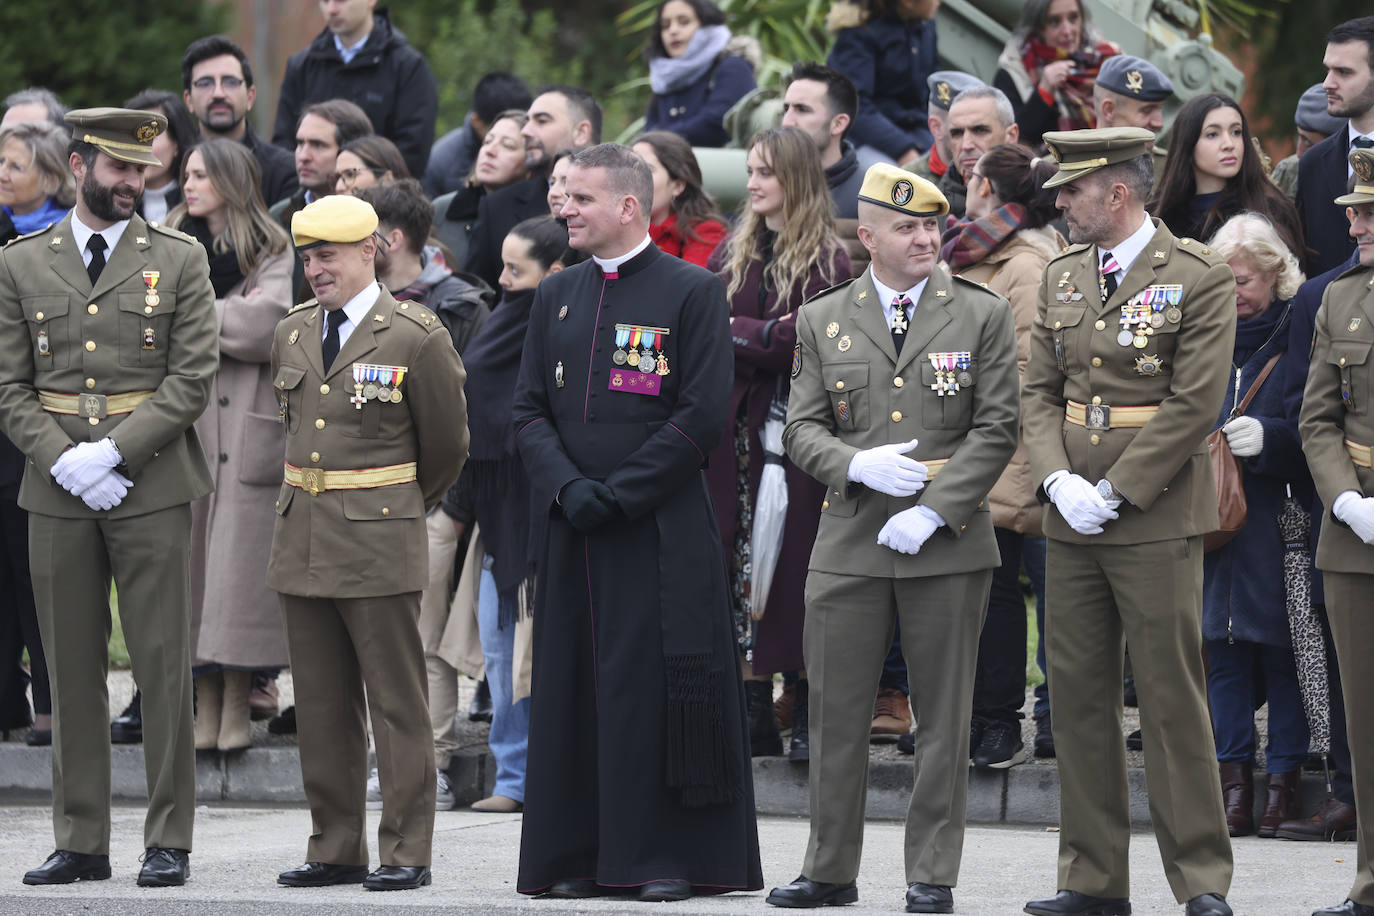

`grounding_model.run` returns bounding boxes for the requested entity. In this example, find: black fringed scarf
[182,216,245,298]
